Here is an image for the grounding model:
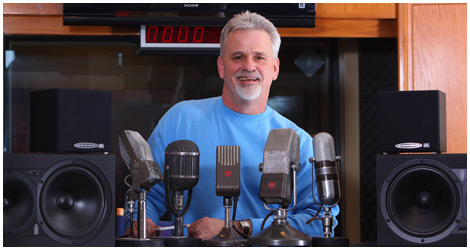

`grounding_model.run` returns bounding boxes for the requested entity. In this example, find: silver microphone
[312,132,340,206]
[259,128,300,206]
